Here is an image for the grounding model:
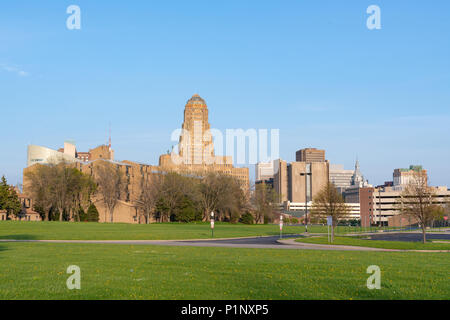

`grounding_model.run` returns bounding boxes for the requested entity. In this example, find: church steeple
[351,157,366,187]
